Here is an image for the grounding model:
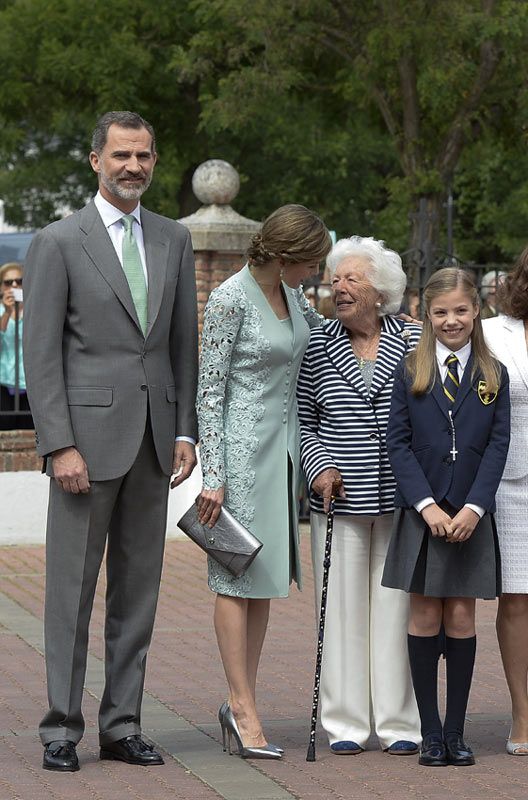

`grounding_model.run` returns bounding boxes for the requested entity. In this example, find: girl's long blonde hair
[408,268,501,396]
